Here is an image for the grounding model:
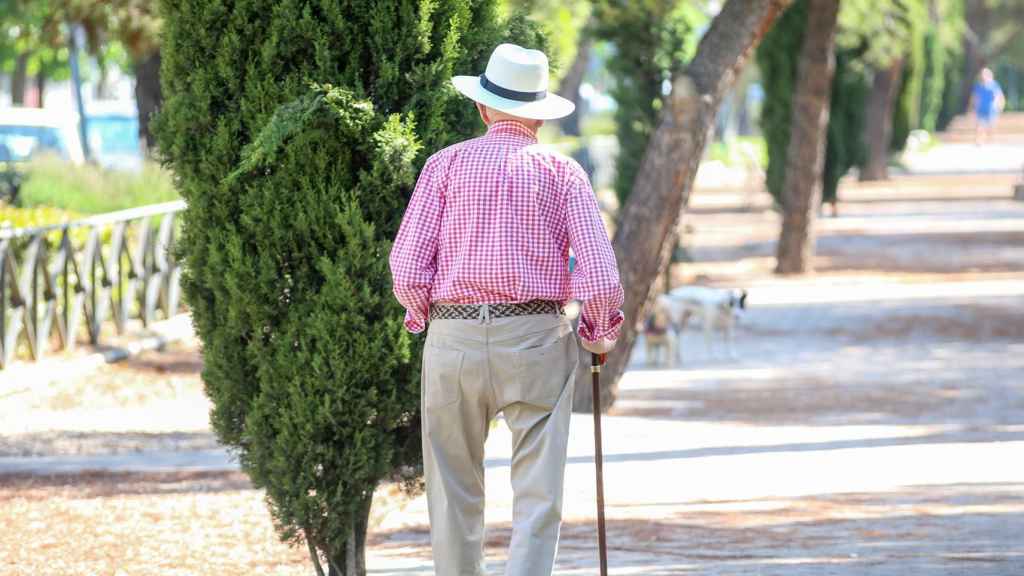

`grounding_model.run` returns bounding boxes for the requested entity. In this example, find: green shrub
[757,0,805,207]
[0,204,103,264]
[0,204,79,230]
[920,29,949,132]
[823,48,869,202]
[890,0,927,152]
[757,0,868,206]
[154,1,543,573]
[591,0,705,208]
[17,155,178,214]
[581,111,617,139]
[707,136,768,168]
